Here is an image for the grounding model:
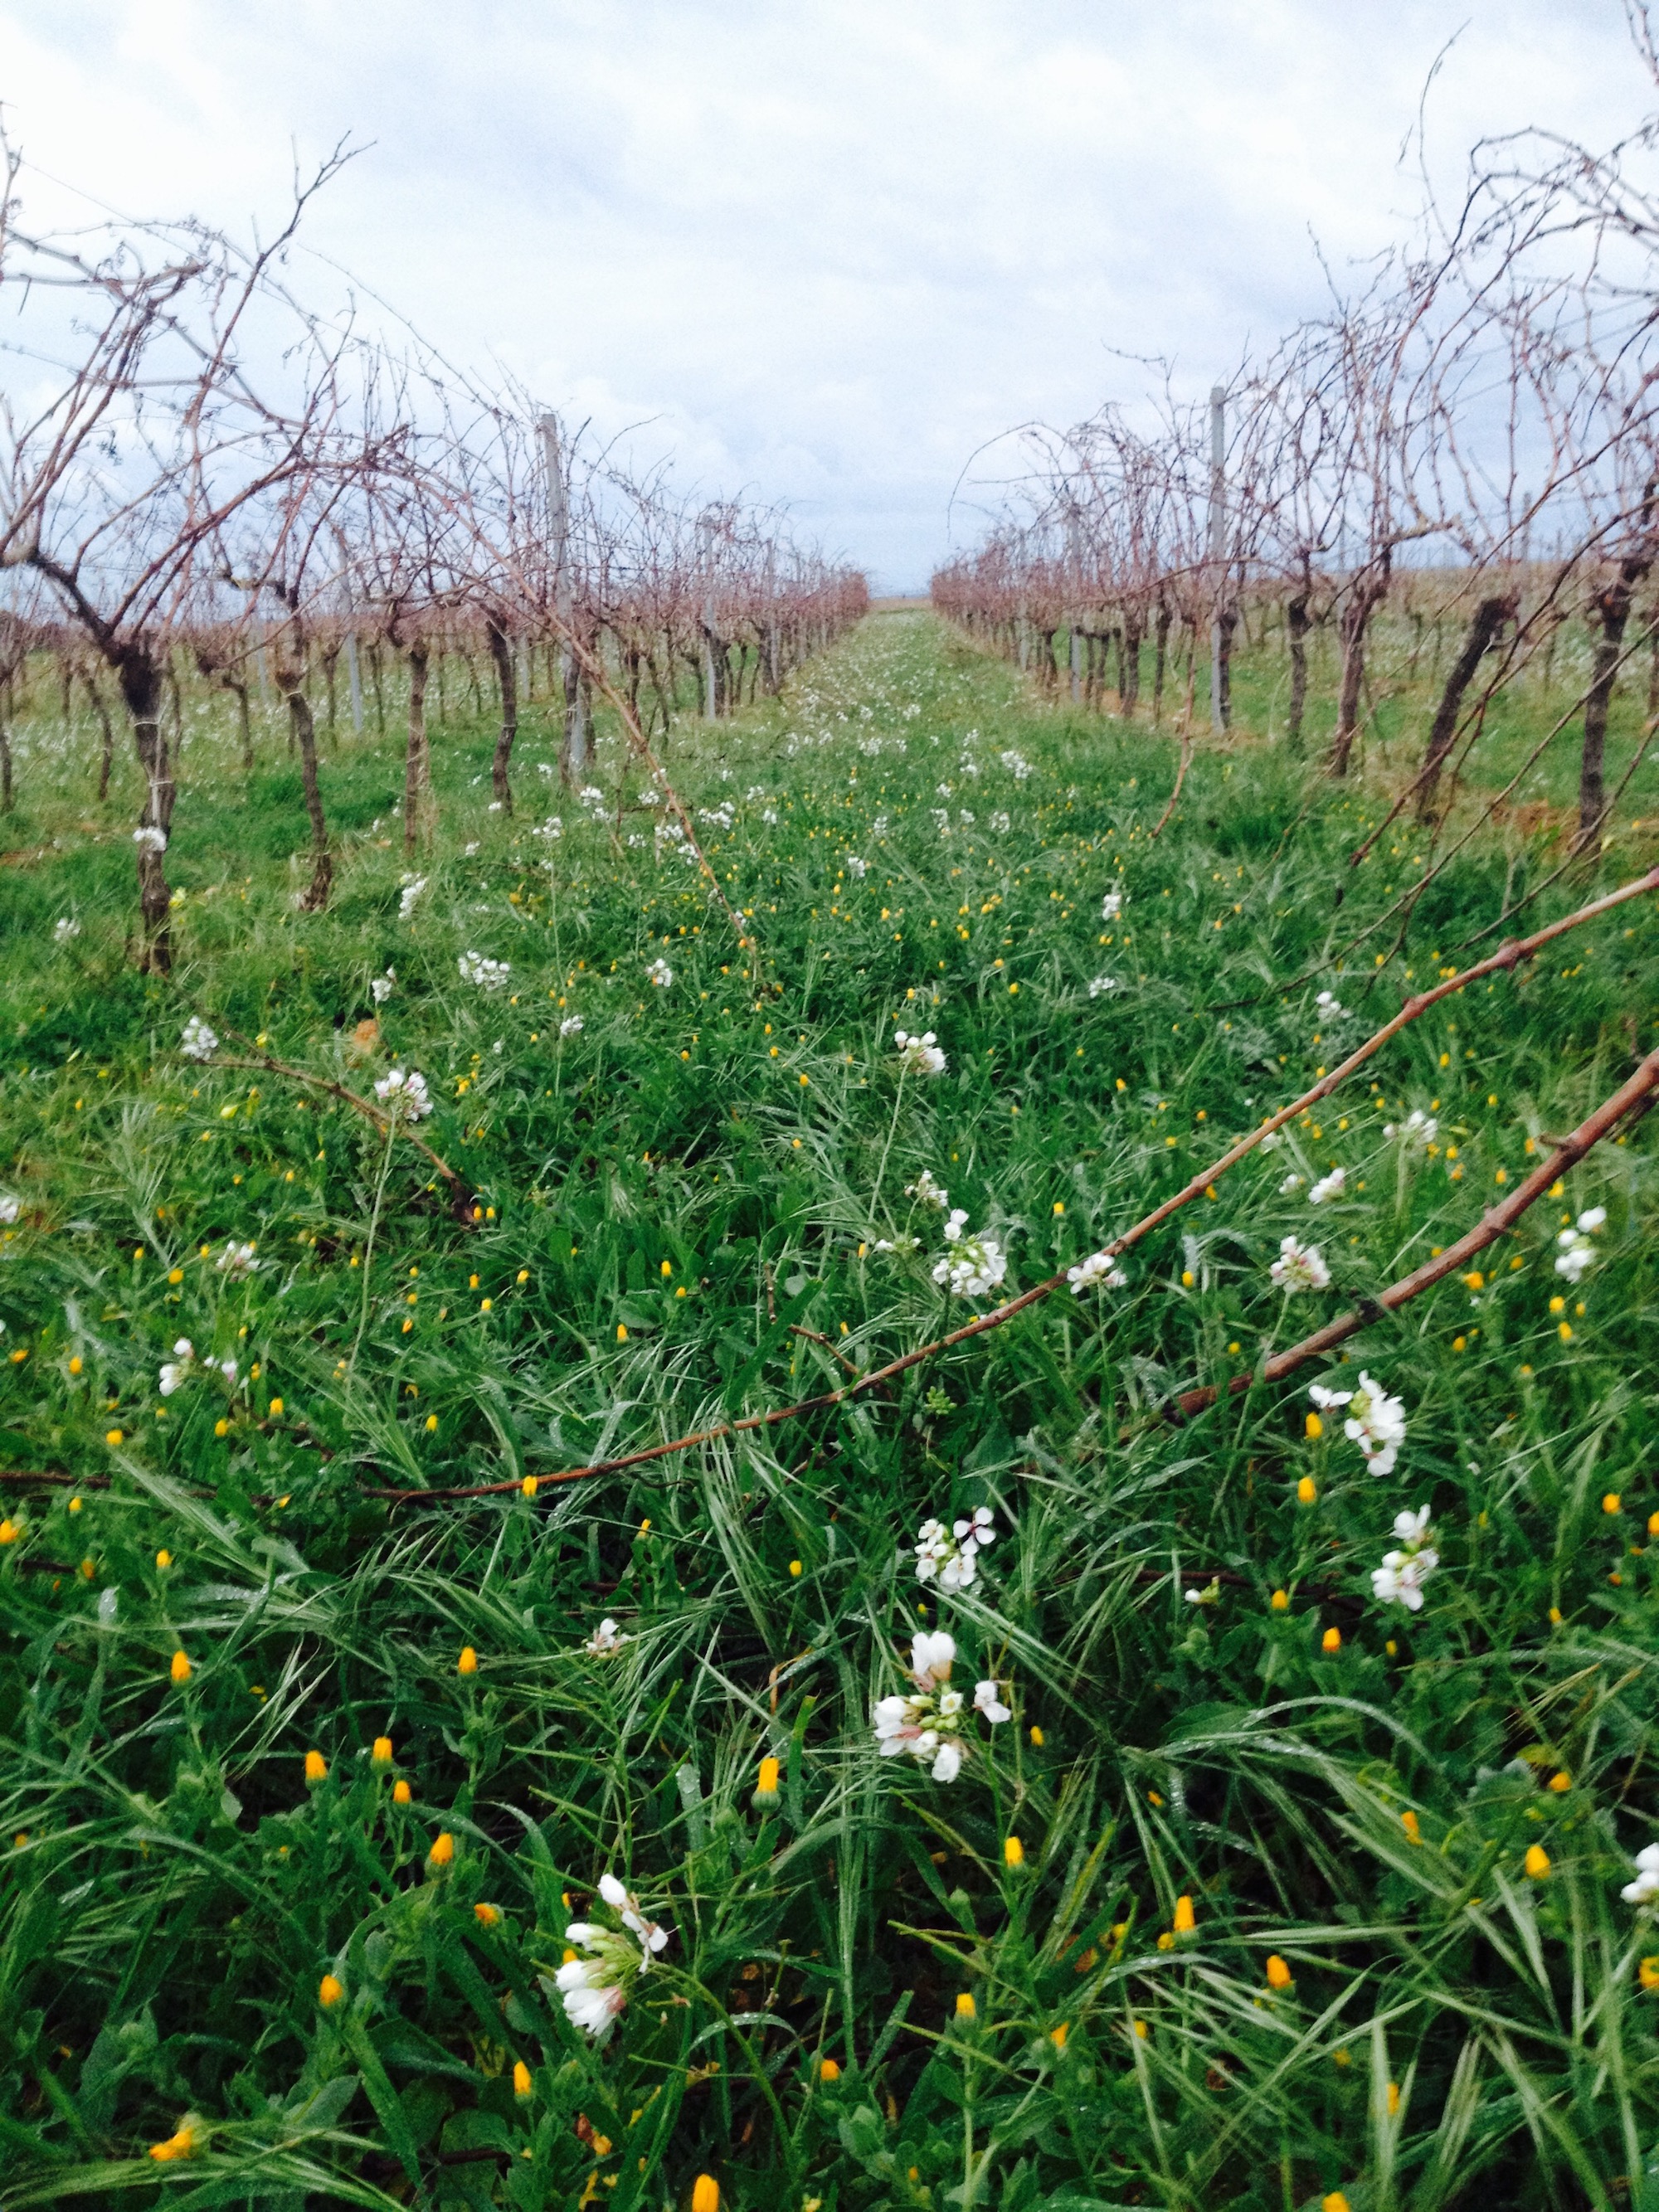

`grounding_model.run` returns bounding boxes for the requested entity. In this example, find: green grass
[1029,591,1659,834]
[2,612,1657,2210]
